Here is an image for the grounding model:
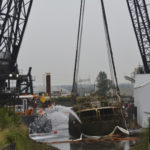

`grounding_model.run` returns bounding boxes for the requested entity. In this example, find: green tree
[96,71,112,96]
